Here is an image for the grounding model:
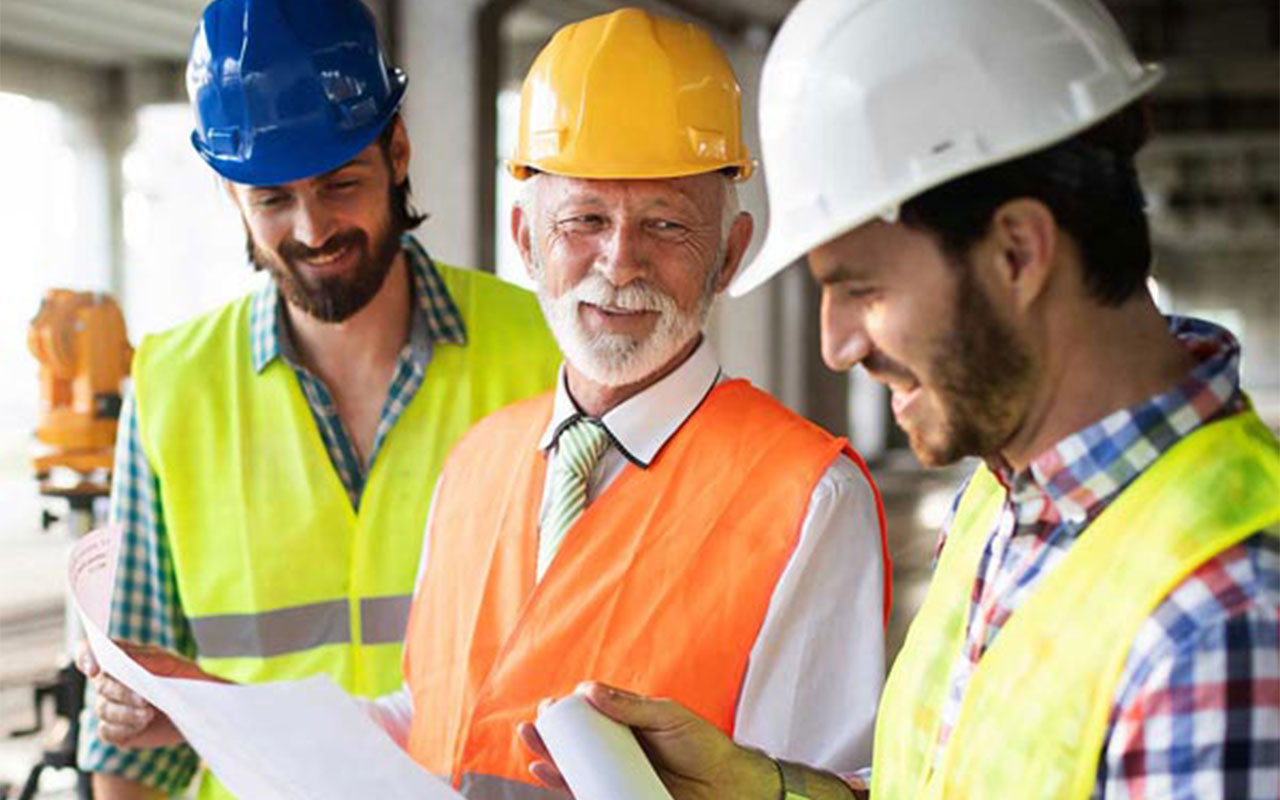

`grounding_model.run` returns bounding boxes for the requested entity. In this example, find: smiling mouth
[302,245,350,266]
[890,384,922,417]
[581,302,656,318]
